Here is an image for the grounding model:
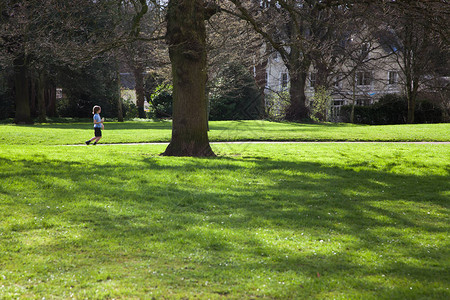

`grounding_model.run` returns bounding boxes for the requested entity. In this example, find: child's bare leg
[93,137,102,144]
[86,137,96,145]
